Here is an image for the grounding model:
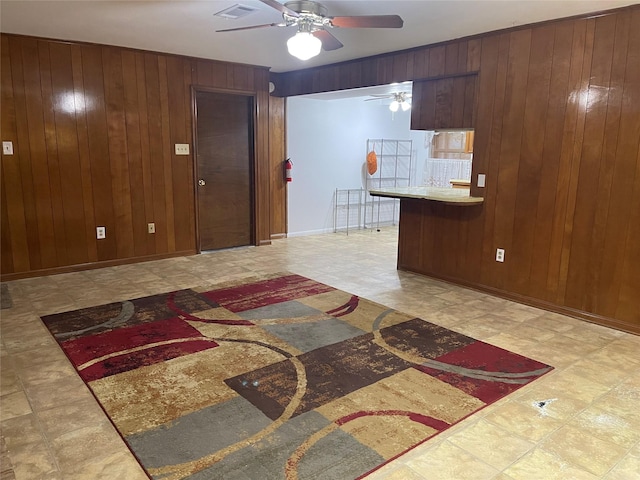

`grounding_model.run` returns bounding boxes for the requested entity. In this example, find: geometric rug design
[41,273,553,480]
